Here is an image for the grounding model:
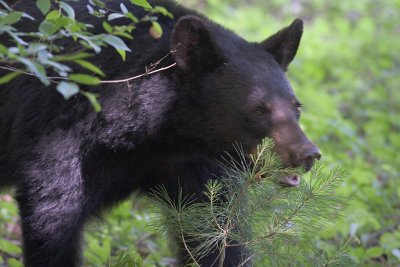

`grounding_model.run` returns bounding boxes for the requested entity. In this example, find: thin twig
[0,49,177,85]
[238,253,255,267]
[0,65,68,83]
[127,80,132,107]
[177,215,200,267]
[218,237,227,267]
[209,185,225,232]
[100,62,176,83]
[0,63,176,84]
